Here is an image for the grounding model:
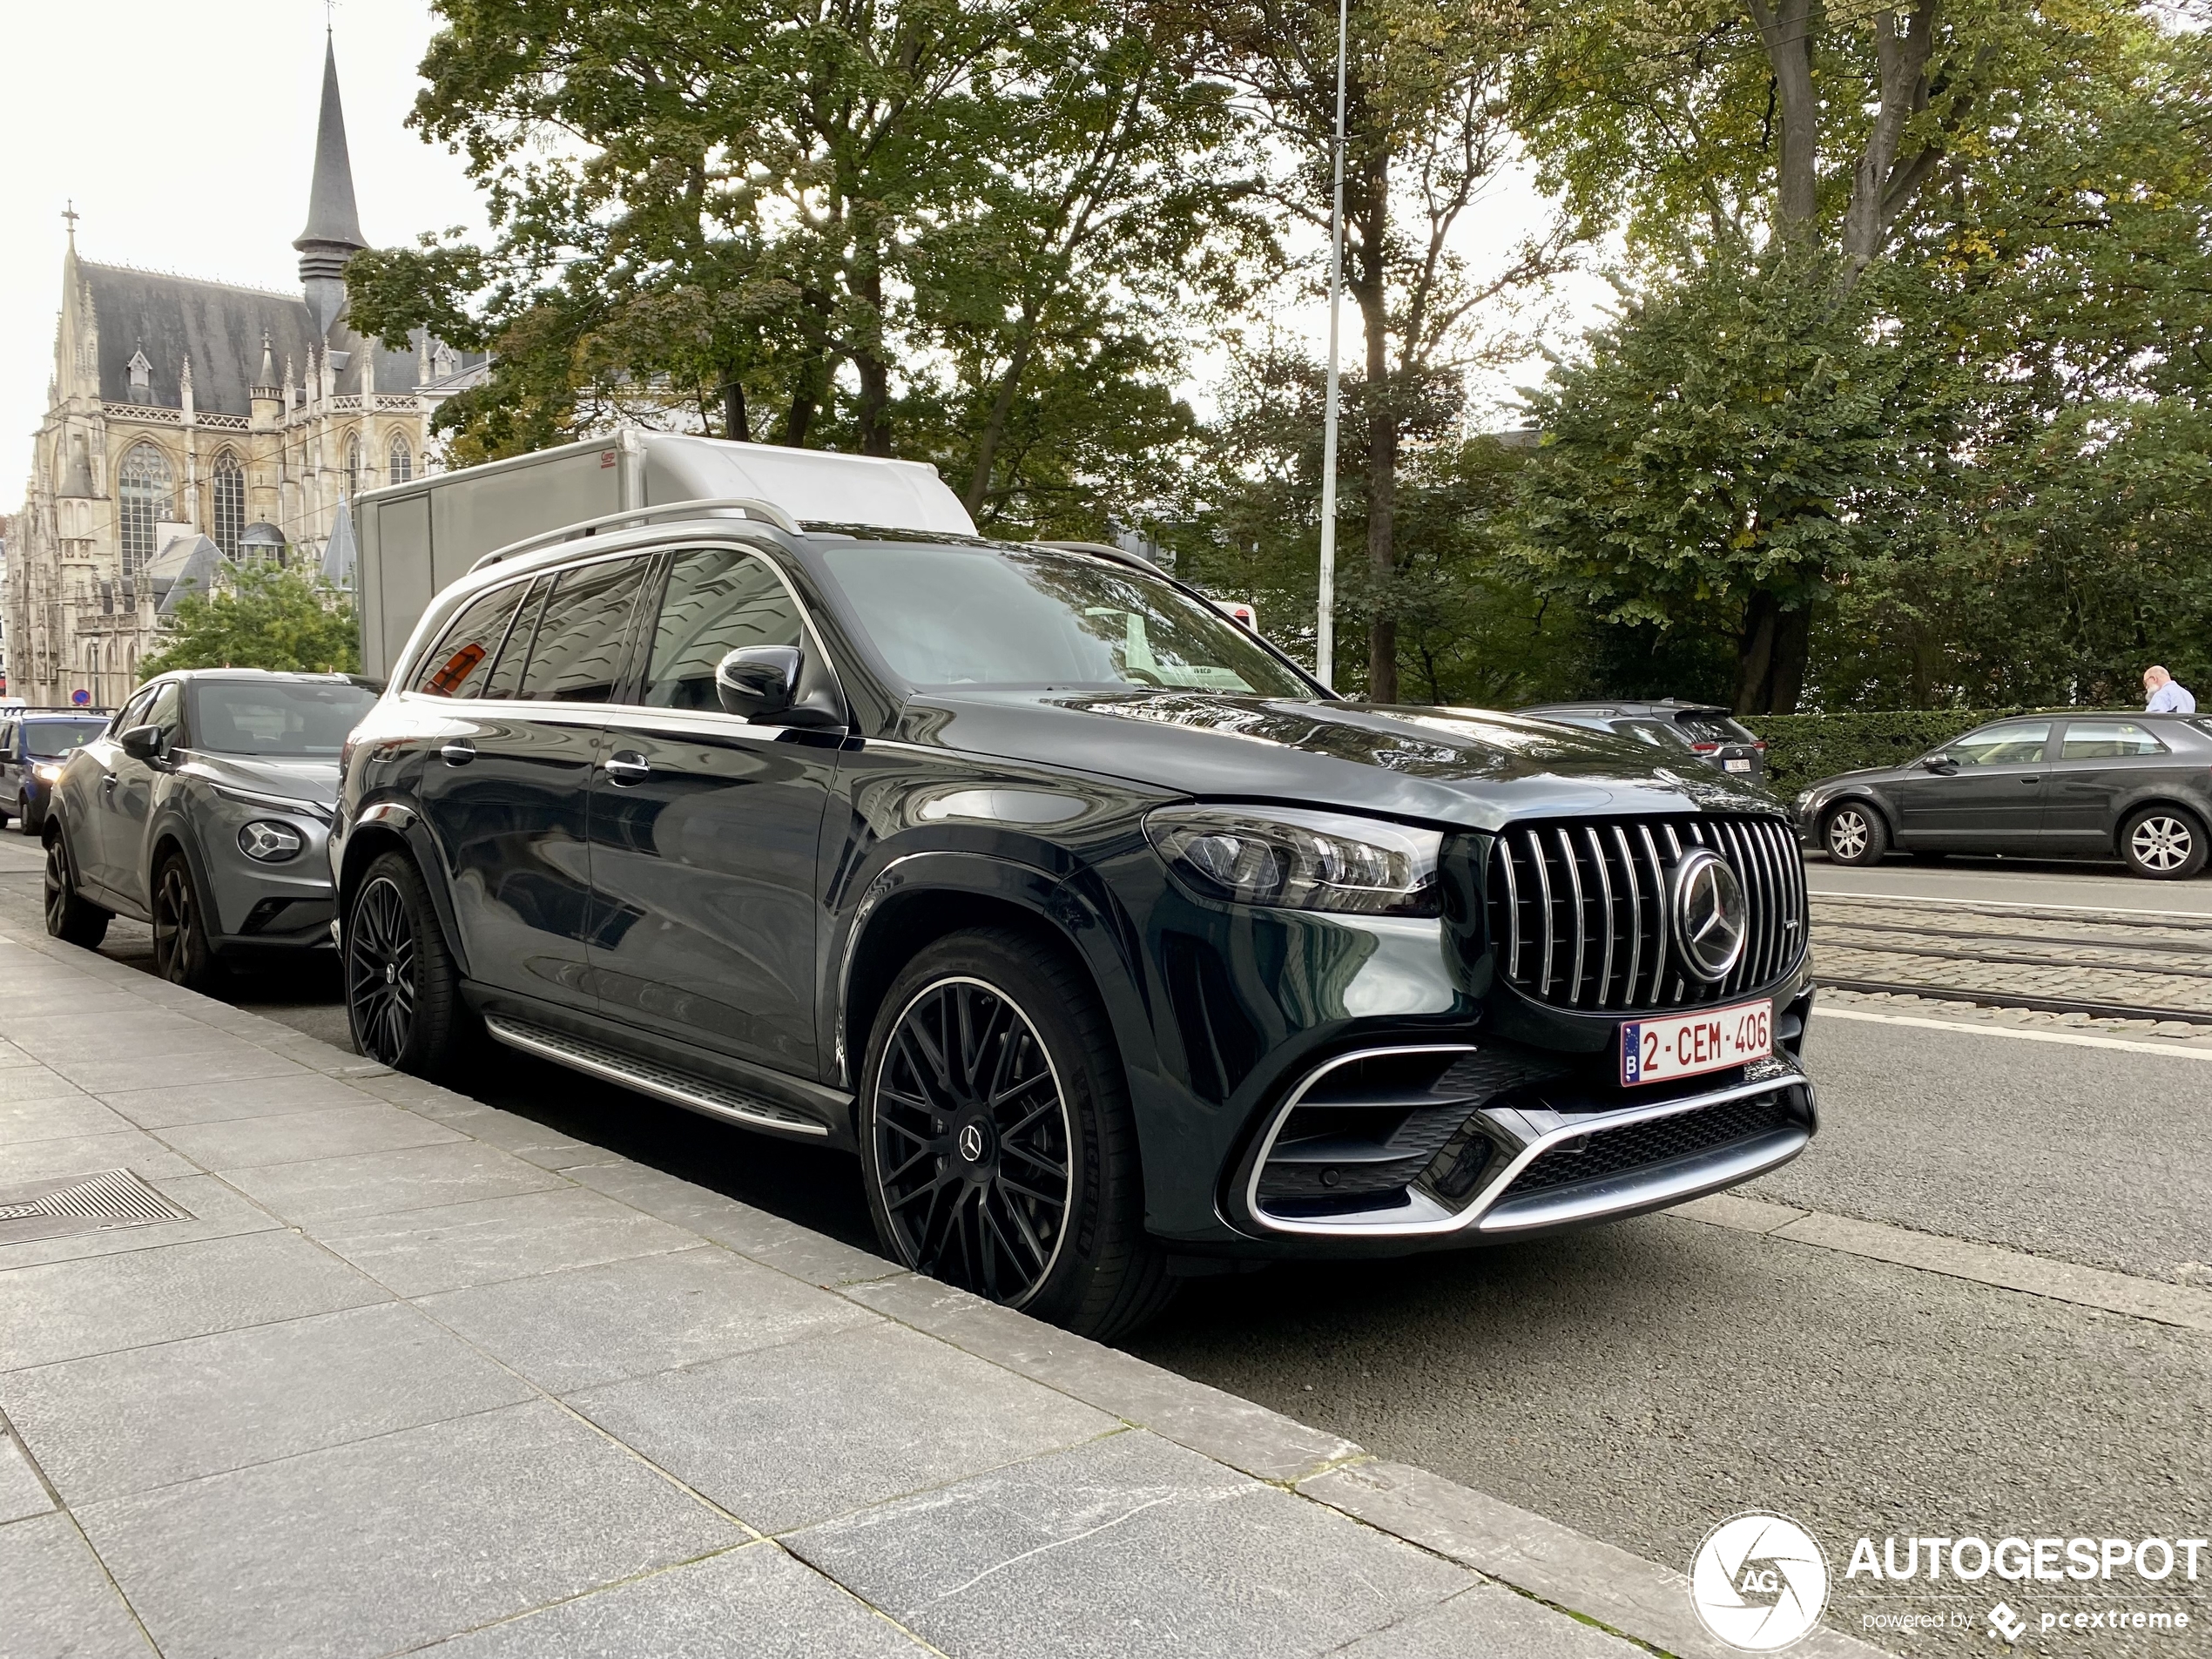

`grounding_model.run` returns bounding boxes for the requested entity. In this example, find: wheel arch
[2113,796,2209,855]
[334,806,472,979]
[1820,791,1898,840]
